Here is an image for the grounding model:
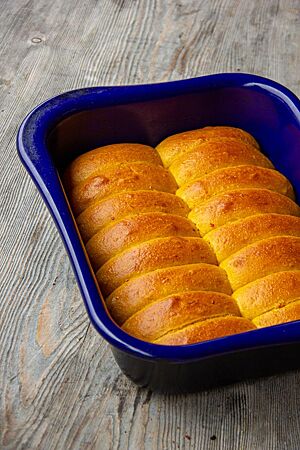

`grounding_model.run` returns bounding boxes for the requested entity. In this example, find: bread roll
[205,214,300,262]
[177,166,295,208]
[76,191,190,242]
[169,140,273,186]
[97,236,217,295]
[233,270,300,319]
[106,264,232,324]
[253,299,300,328]
[69,162,177,215]
[65,143,162,188]
[86,213,198,267]
[156,126,259,167]
[189,189,300,236]
[122,291,241,342]
[155,316,255,345]
[221,236,300,291]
